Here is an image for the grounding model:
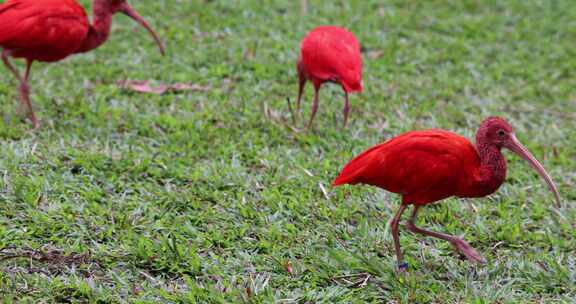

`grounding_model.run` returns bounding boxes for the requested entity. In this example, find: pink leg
[306,84,321,129]
[22,59,38,128]
[24,59,32,80]
[296,60,306,118]
[406,206,486,264]
[1,51,38,128]
[1,50,22,82]
[342,90,350,128]
[391,204,409,272]
[296,73,306,123]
